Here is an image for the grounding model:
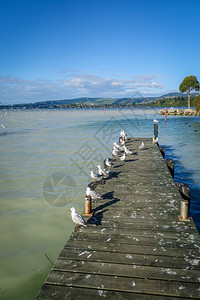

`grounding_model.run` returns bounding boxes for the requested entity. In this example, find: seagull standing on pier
[119,152,126,162]
[123,145,133,155]
[90,170,102,181]
[104,158,113,169]
[120,130,127,139]
[138,142,145,150]
[119,136,125,145]
[69,207,87,227]
[113,142,124,151]
[86,187,103,200]
[97,165,107,177]
[112,146,120,157]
